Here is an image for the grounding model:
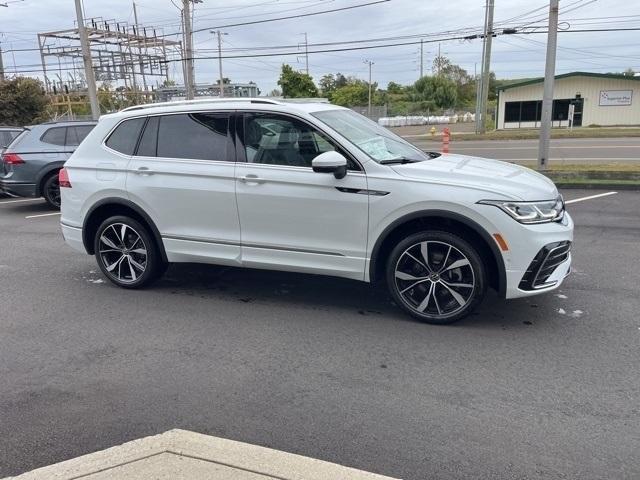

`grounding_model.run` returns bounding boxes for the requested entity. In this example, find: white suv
[60,99,573,324]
